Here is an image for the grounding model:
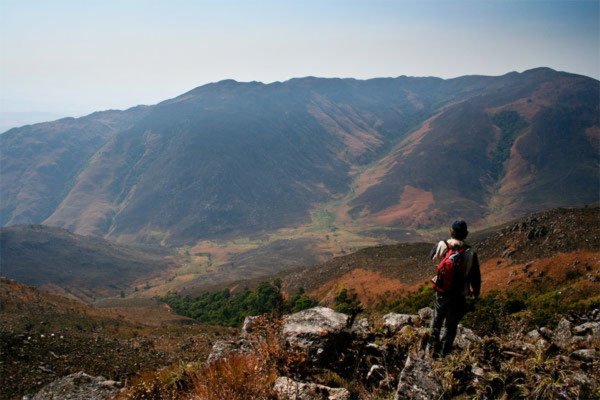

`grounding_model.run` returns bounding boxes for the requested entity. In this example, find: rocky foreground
[29,306,599,399]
